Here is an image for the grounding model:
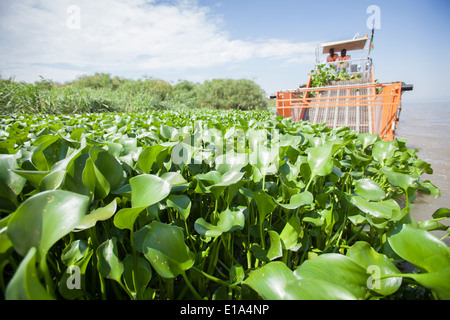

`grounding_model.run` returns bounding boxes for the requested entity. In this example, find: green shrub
[195,79,268,110]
